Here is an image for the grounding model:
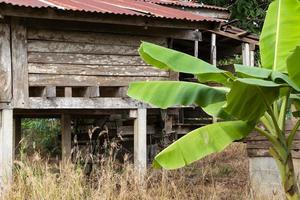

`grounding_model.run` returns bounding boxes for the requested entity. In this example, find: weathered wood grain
[26,19,201,41]
[61,114,72,160]
[11,18,29,108]
[28,97,147,109]
[27,28,167,46]
[28,63,169,77]
[0,22,12,102]
[27,40,139,55]
[28,52,147,66]
[29,74,168,87]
